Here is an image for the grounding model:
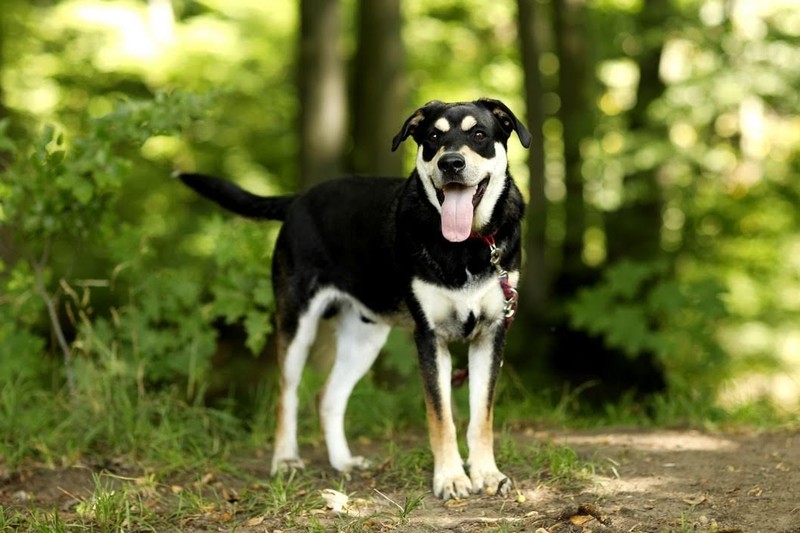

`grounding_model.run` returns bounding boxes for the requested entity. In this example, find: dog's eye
[428,131,440,142]
[472,131,487,142]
